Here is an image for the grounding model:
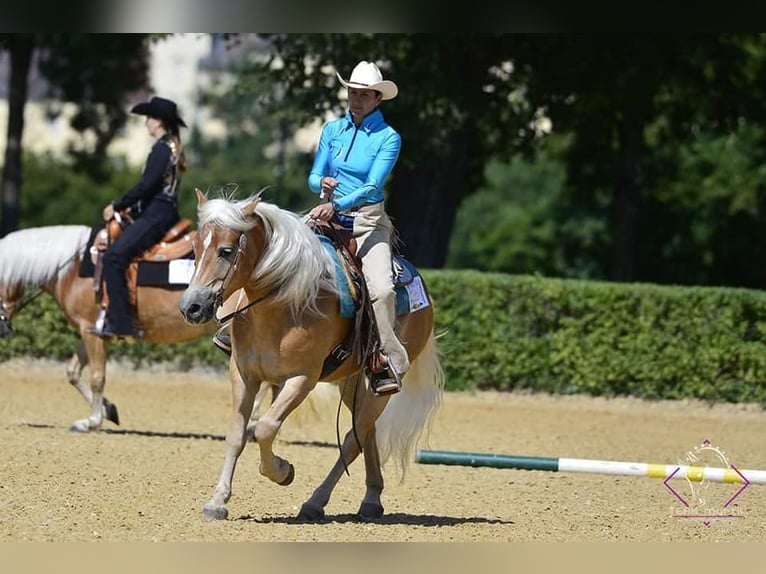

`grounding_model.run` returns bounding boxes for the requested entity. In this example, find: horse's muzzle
[178,286,217,324]
[0,320,13,337]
